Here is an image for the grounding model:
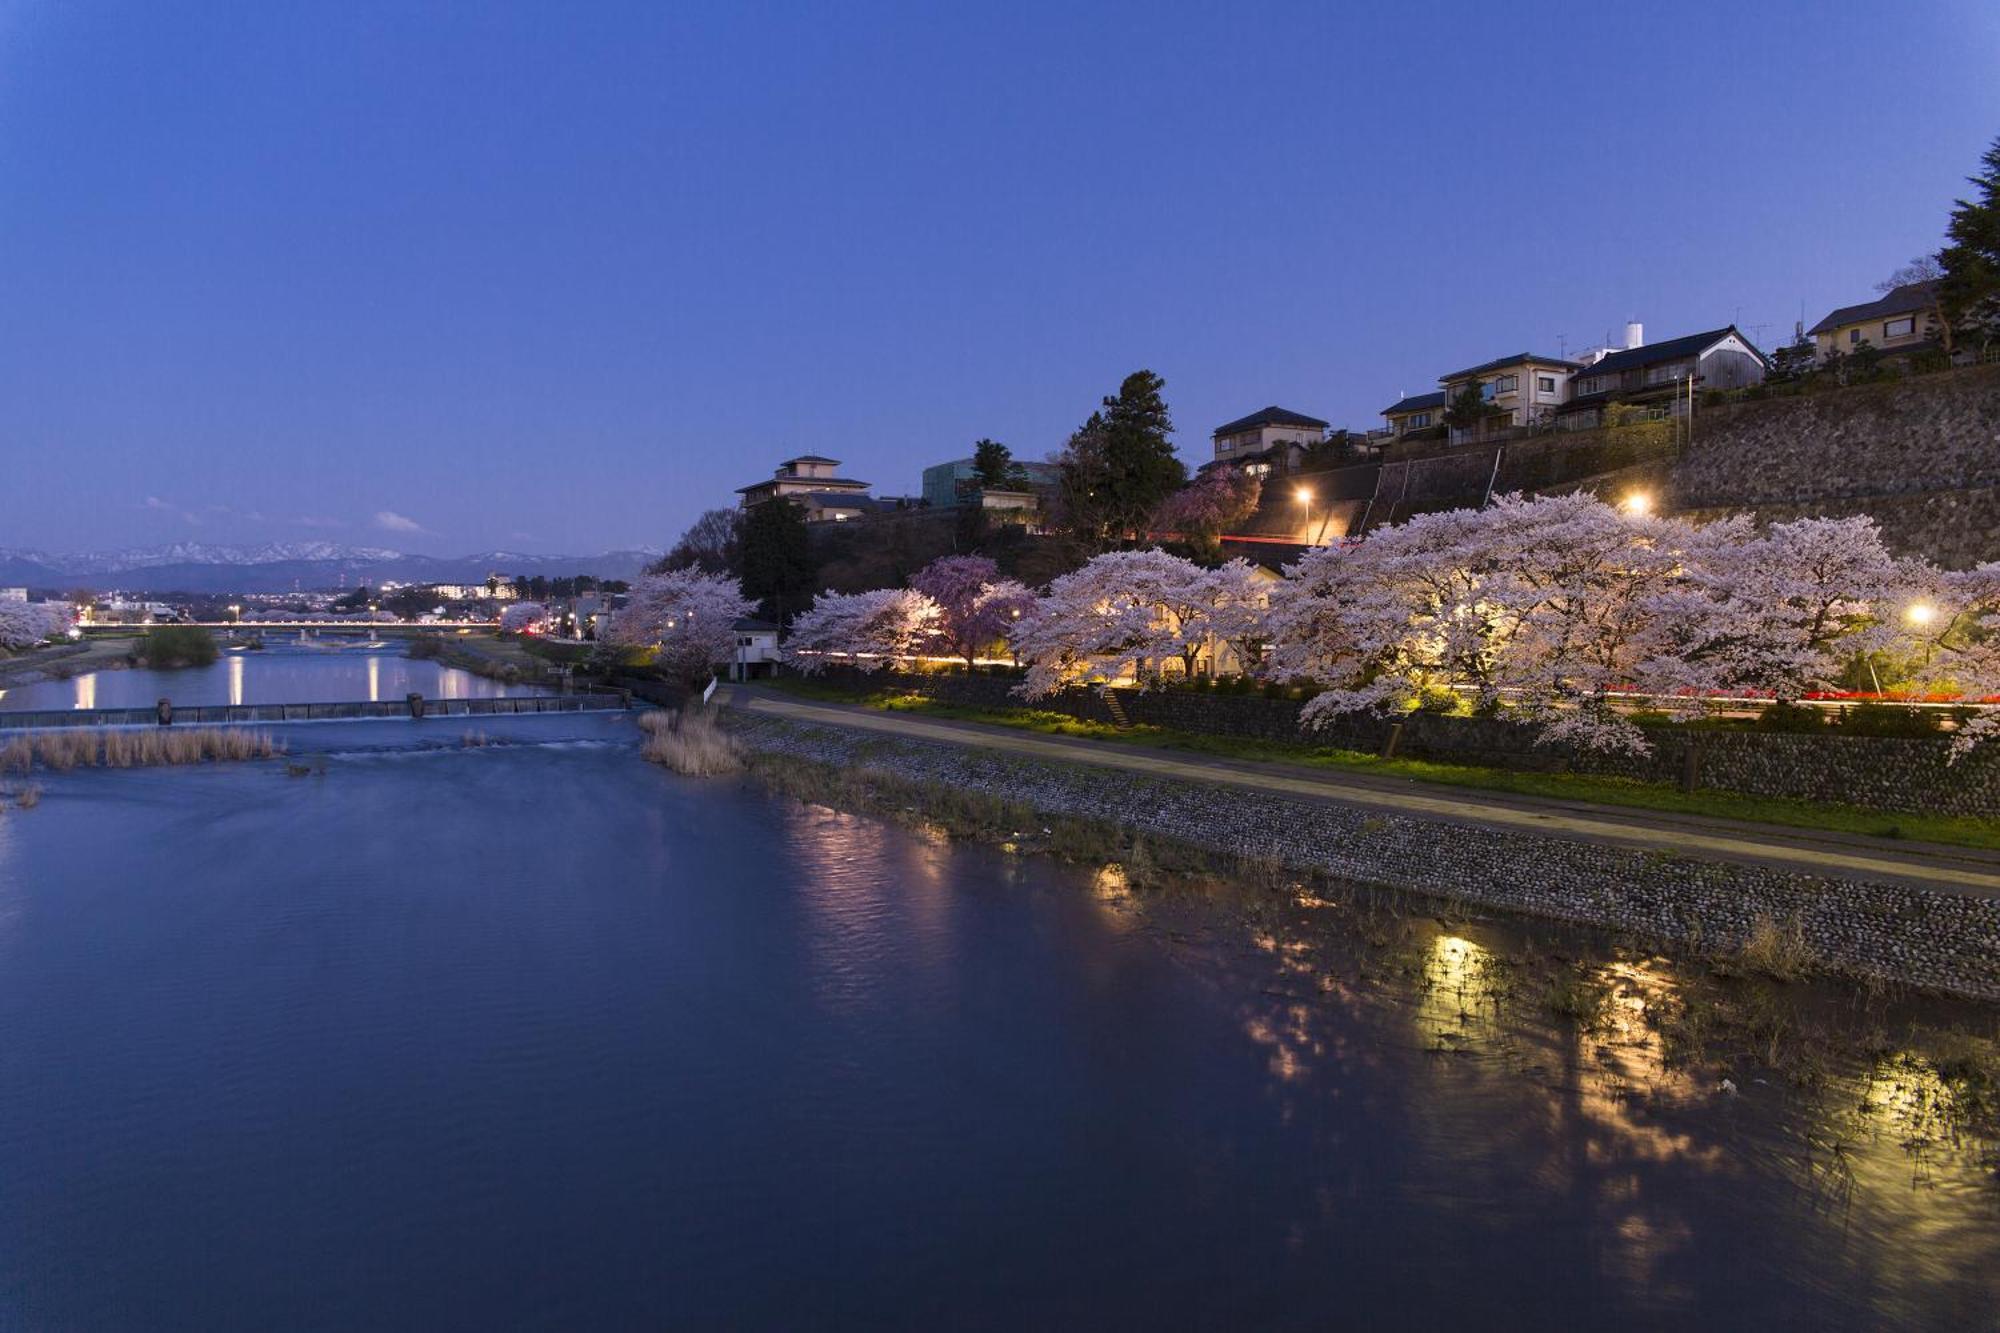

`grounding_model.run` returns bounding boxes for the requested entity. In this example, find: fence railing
[0,692,629,732]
